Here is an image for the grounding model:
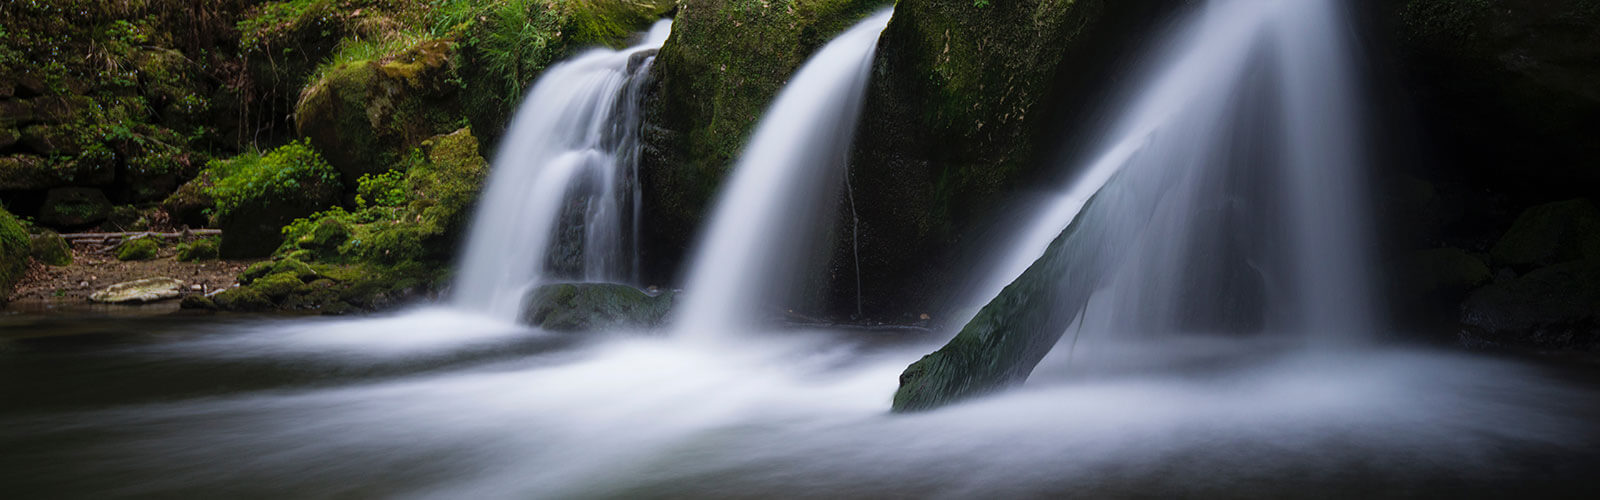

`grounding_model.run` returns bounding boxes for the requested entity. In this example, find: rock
[175,237,220,262]
[212,141,343,258]
[0,100,33,125]
[1490,199,1600,270]
[0,208,29,303]
[115,237,160,261]
[0,127,17,148]
[161,170,216,228]
[28,231,72,266]
[179,294,218,310]
[36,187,113,228]
[1460,259,1600,351]
[212,287,273,311]
[89,277,185,304]
[294,40,463,187]
[521,283,677,332]
[18,124,82,156]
